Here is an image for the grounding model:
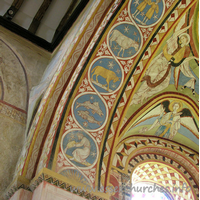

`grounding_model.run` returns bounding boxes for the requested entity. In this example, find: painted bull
[109,29,139,57]
[91,66,120,91]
